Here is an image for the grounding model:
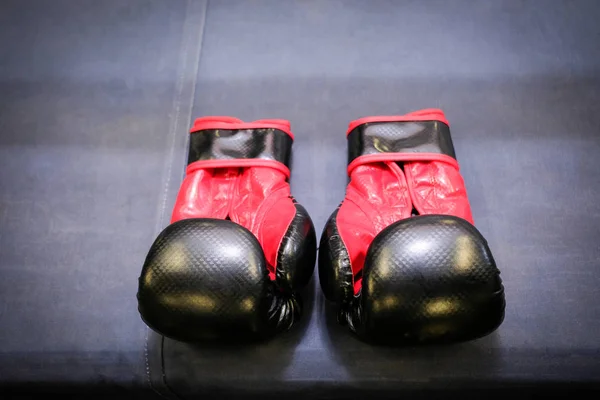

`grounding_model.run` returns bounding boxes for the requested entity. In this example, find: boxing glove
[319,109,505,344]
[138,117,317,341]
